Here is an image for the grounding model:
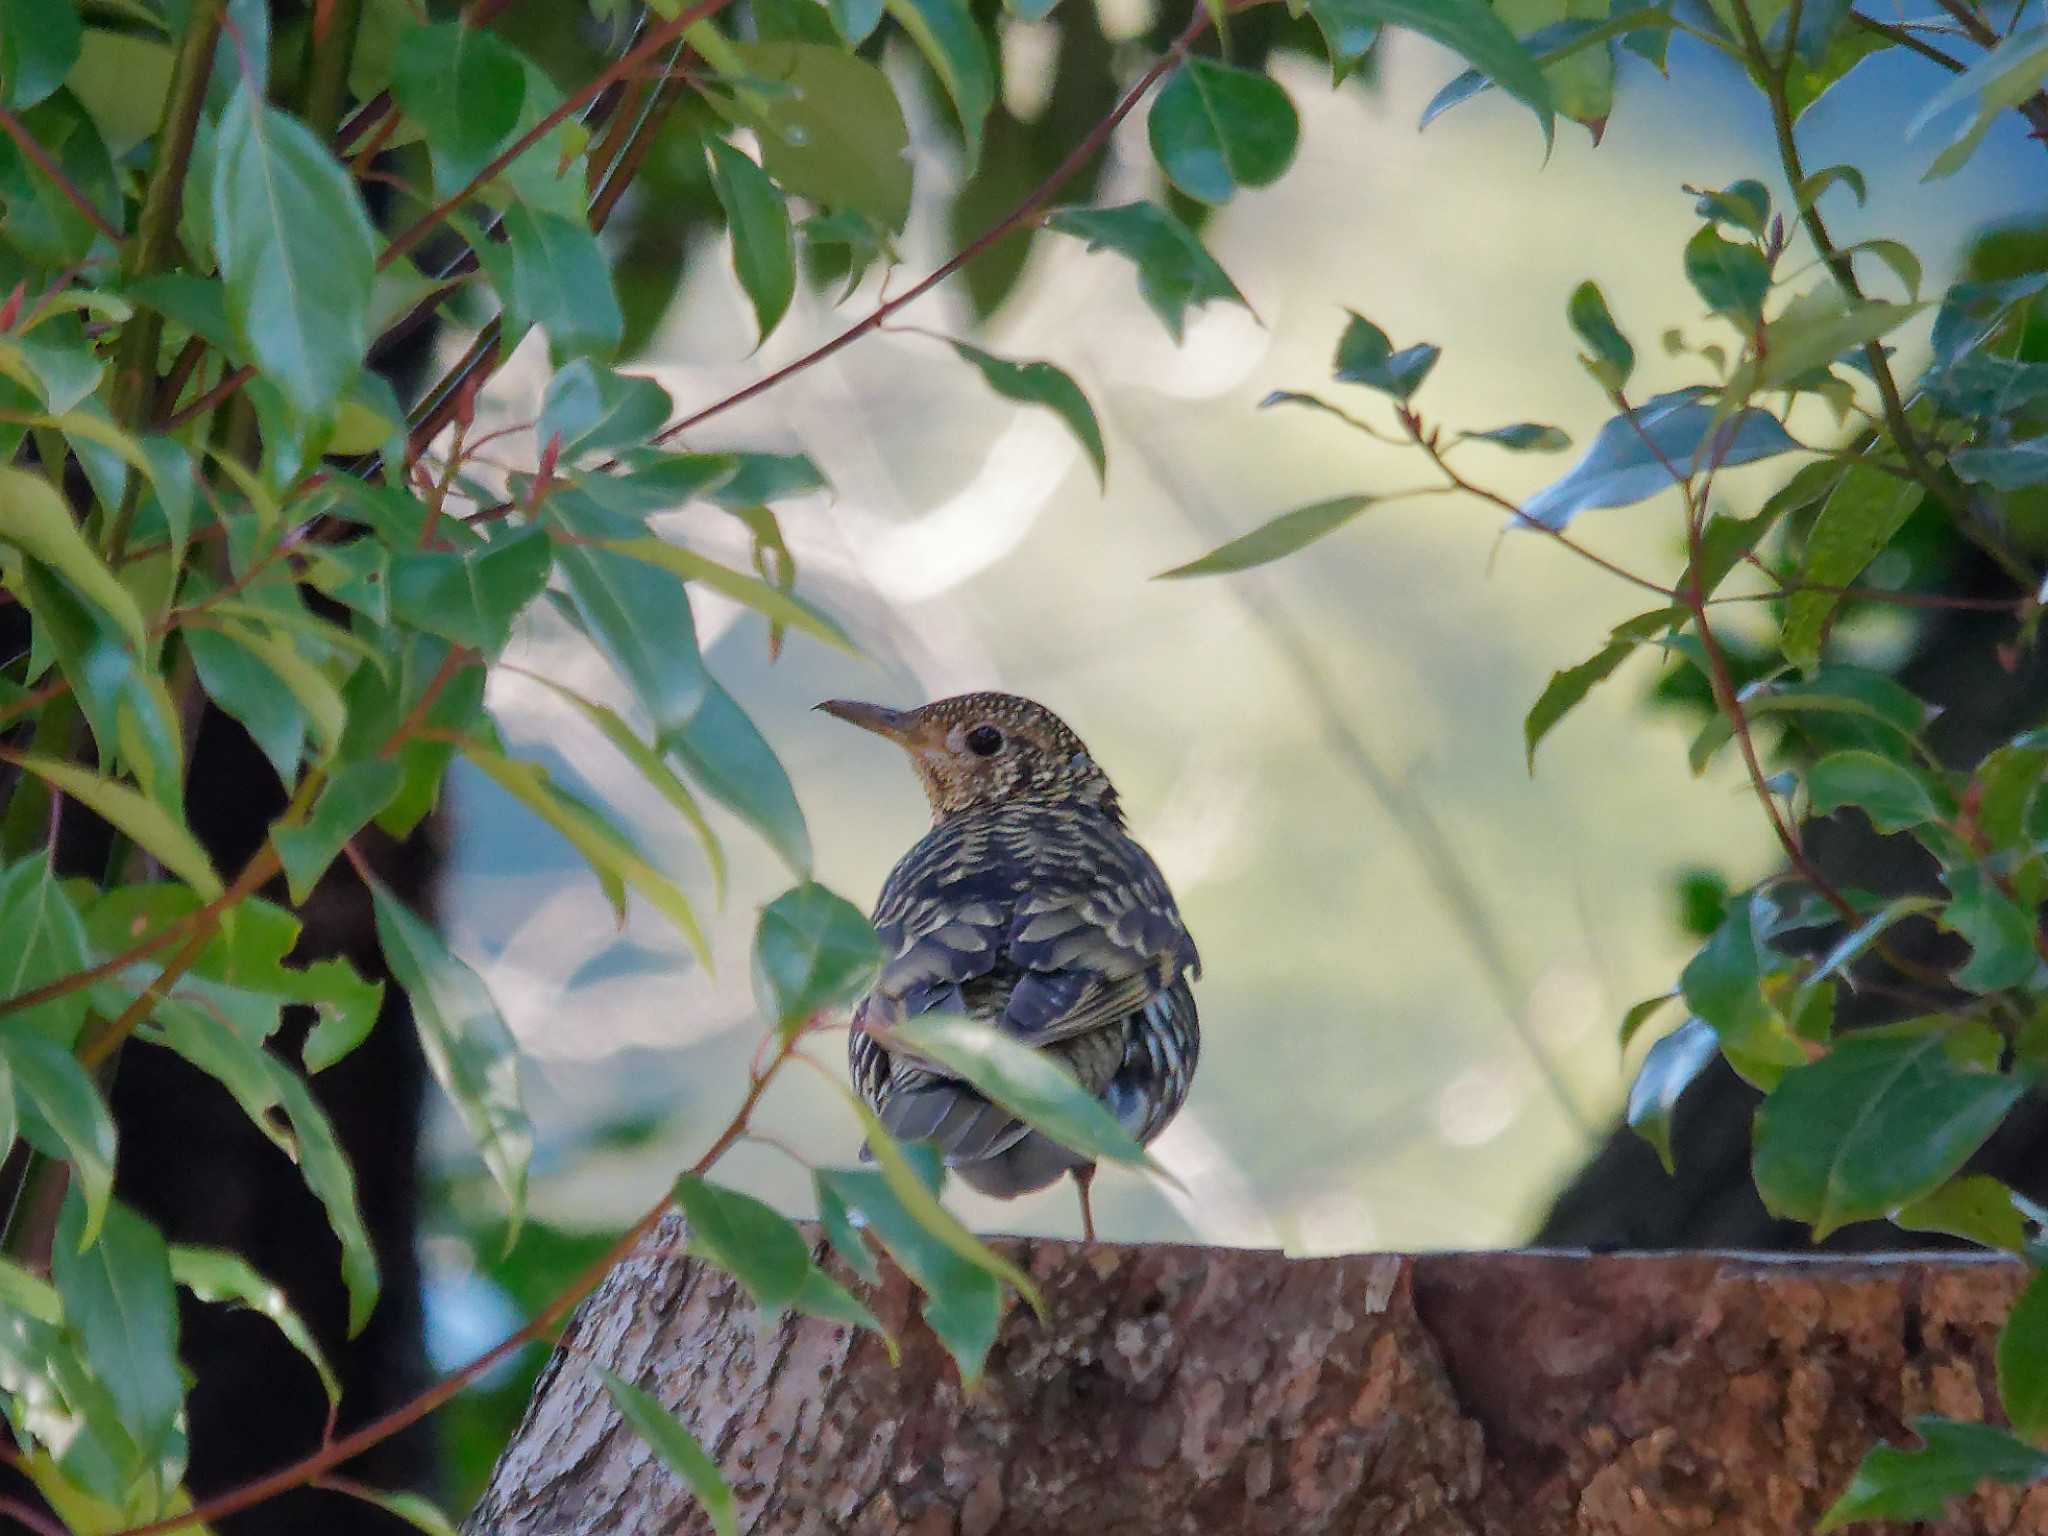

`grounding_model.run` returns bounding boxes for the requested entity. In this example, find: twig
[647,3,1221,448]
[0,108,121,243]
